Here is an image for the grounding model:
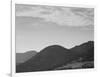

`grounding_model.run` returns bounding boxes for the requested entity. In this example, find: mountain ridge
[16,41,94,73]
